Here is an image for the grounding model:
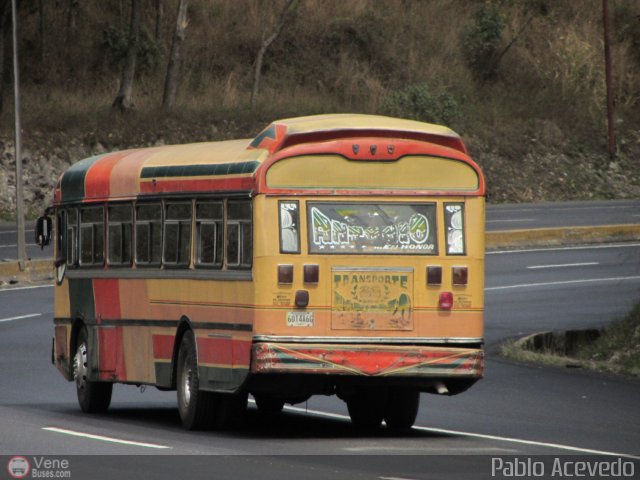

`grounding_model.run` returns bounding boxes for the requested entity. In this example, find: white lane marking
[486,276,640,291]
[0,229,35,235]
[486,219,535,224]
[0,284,53,293]
[380,477,418,480]
[411,426,640,459]
[281,405,639,459]
[0,243,38,248]
[527,262,599,270]
[487,243,640,255]
[43,427,171,449]
[0,313,42,323]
